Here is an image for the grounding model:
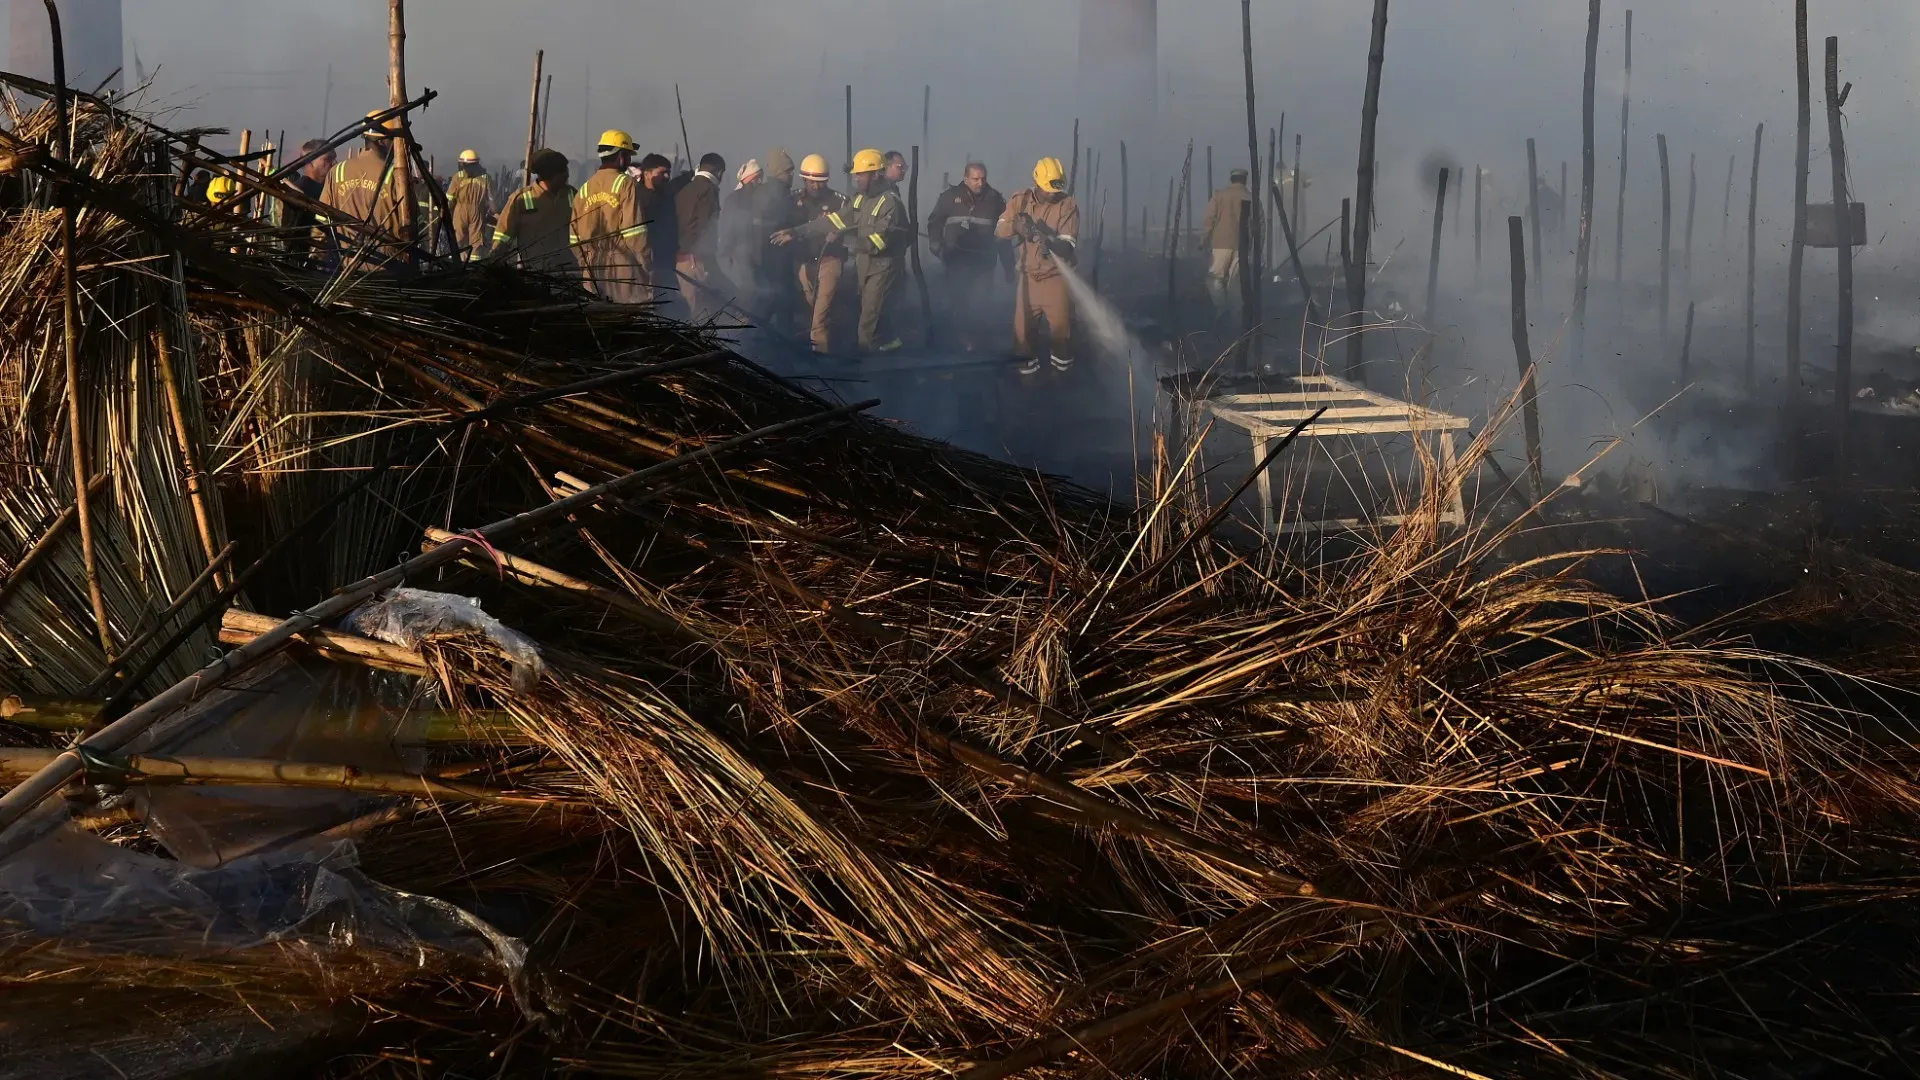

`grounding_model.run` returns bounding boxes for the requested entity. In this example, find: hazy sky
[11,1,1918,261]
